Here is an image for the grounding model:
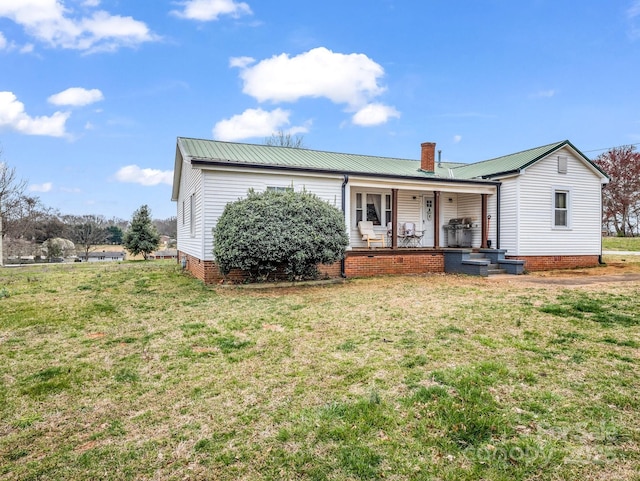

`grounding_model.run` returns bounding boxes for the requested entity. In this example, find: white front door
[421,196,435,247]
